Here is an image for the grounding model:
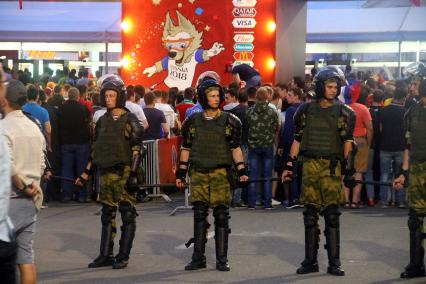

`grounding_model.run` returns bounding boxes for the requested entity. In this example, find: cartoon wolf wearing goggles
[143,11,224,90]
